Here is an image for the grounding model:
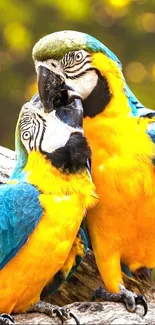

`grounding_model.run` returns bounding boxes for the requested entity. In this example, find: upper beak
[37,66,66,112]
[37,65,83,128]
